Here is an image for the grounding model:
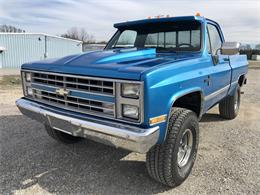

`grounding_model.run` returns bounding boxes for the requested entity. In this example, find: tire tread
[146,107,198,187]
